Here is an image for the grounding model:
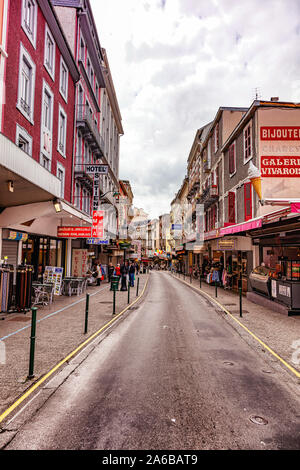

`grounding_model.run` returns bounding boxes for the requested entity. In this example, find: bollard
[128,283,130,304]
[239,278,243,318]
[190,273,192,284]
[215,281,218,298]
[136,277,140,297]
[200,273,202,289]
[113,289,116,315]
[28,307,37,379]
[84,293,90,334]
